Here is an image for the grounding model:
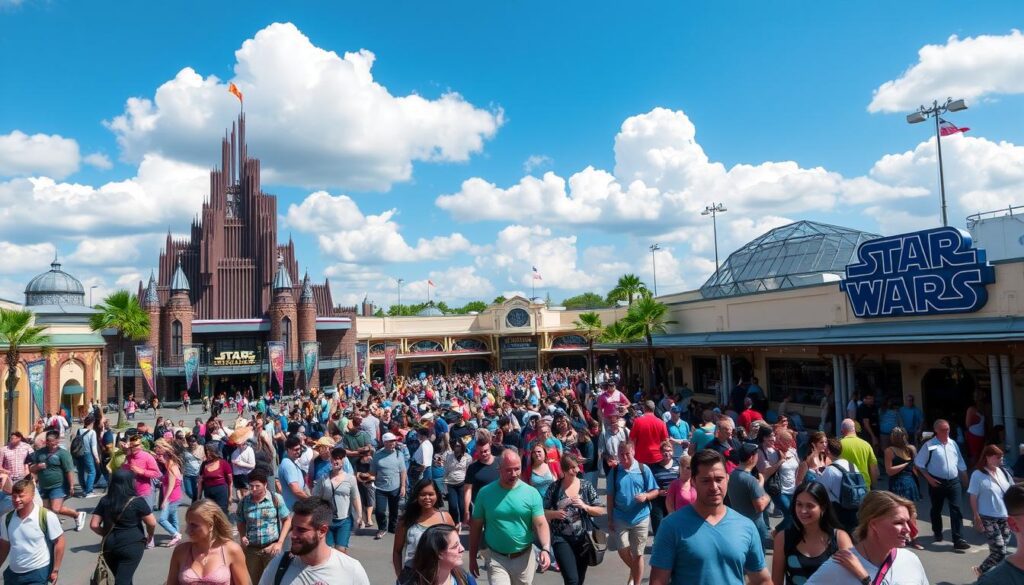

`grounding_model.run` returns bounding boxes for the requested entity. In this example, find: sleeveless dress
[783,528,838,585]
[887,451,920,501]
[179,544,231,585]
